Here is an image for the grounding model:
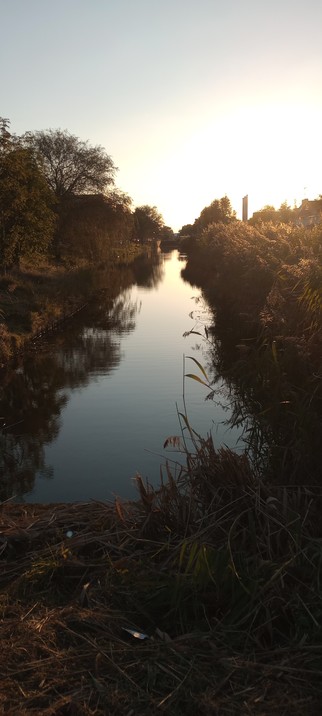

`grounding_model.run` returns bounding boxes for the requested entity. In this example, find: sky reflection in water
[0,251,242,503]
